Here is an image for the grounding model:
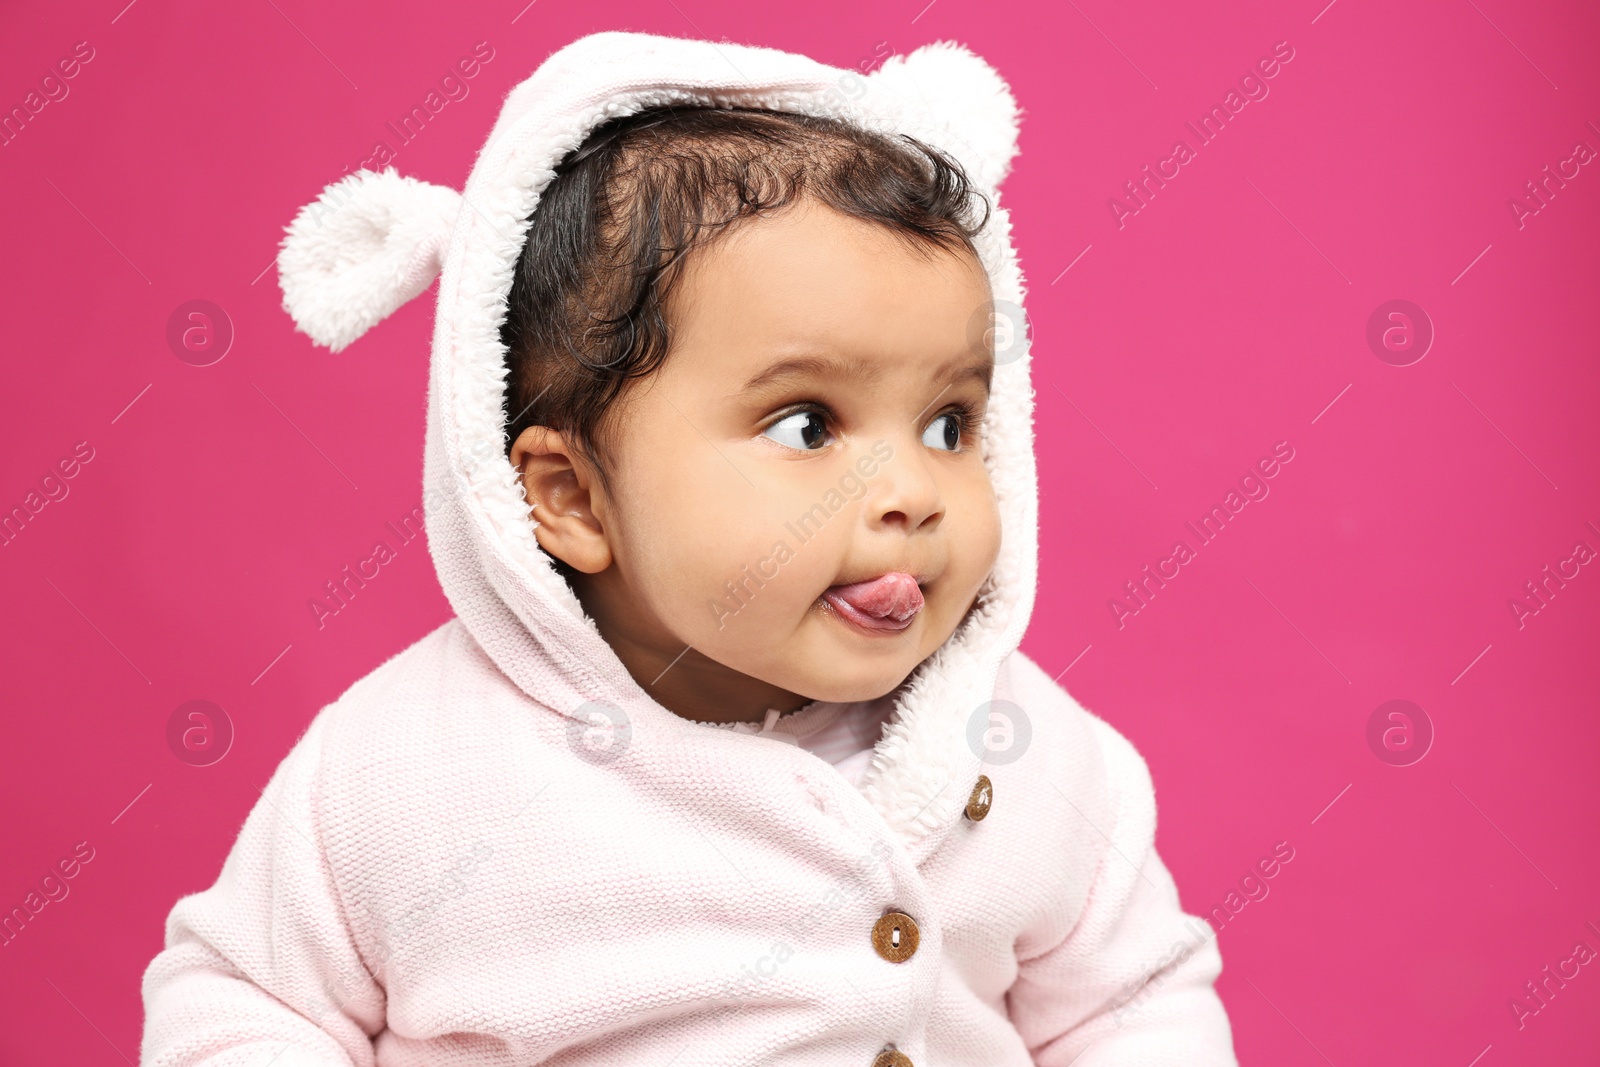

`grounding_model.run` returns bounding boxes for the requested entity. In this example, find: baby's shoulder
[1001,648,1158,816]
[280,620,559,953]
[306,619,541,824]
[316,617,519,731]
